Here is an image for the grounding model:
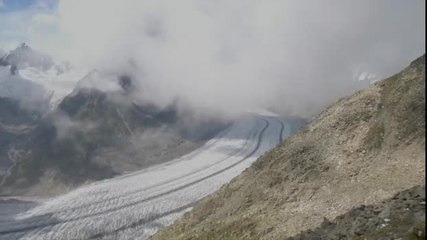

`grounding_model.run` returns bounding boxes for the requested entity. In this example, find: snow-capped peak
[0,44,88,111]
